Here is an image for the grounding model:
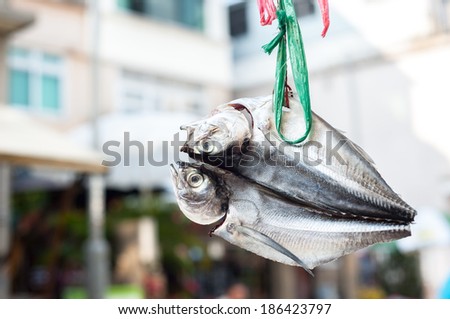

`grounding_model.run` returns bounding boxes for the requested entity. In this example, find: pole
[85,0,109,299]
[0,163,11,298]
[86,174,109,298]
